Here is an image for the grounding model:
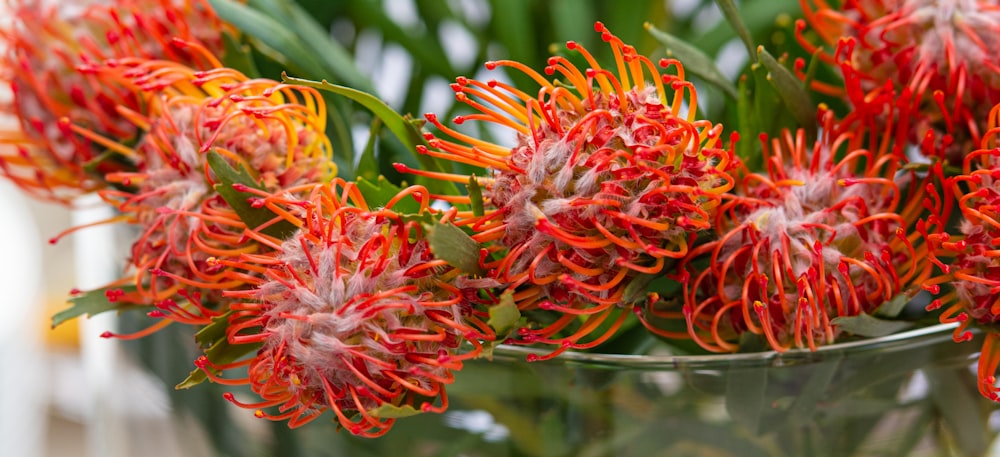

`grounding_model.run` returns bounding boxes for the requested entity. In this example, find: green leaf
[355,175,422,214]
[282,74,459,197]
[757,46,817,137]
[873,290,914,319]
[466,175,485,218]
[219,31,260,78]
[831,313,914,338]
[482,290,521,359]
[207,150,299,240]
[645,23,738,100]
[714,0,757,63]
[355,118,383,181]
[428,221,486,276]
[735,74,762,171]
[176,310,261,389]
[725,334,769,433]
[927,367,990,457]
[207,0,327,78]
[368,403,425,419]
[193,311,235,348]
[245,0,374,92]
[488,291,520,336]
[52,286,143,327]
[176,338,262,389]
